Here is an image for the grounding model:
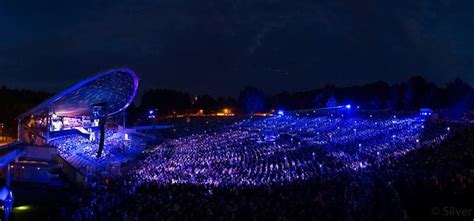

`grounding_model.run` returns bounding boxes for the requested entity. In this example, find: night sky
[1,0,473,96]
